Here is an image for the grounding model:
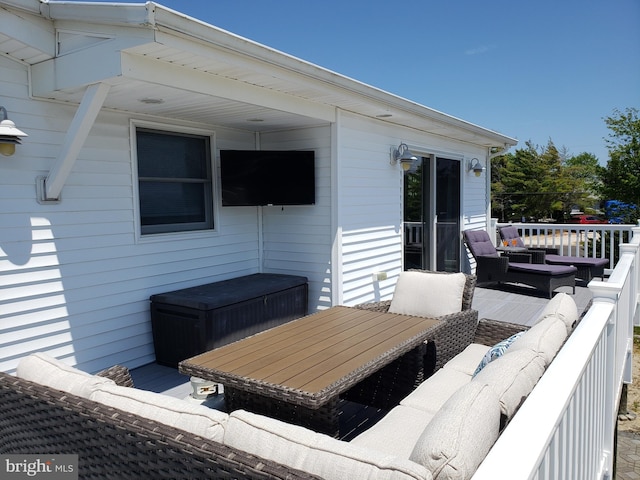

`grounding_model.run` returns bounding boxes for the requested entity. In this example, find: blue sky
[98,1,639,163]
